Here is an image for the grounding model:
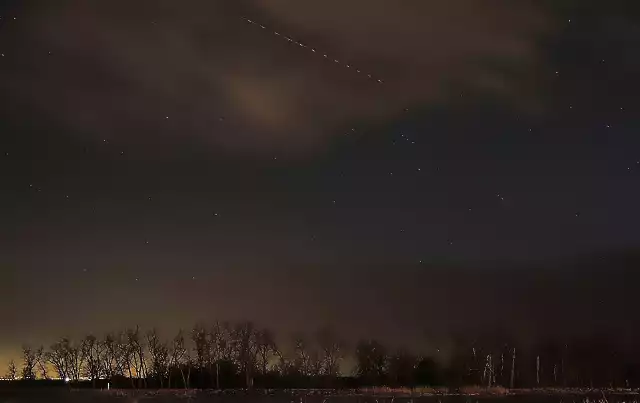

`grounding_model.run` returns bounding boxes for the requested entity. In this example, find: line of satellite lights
[243,17,385,85]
